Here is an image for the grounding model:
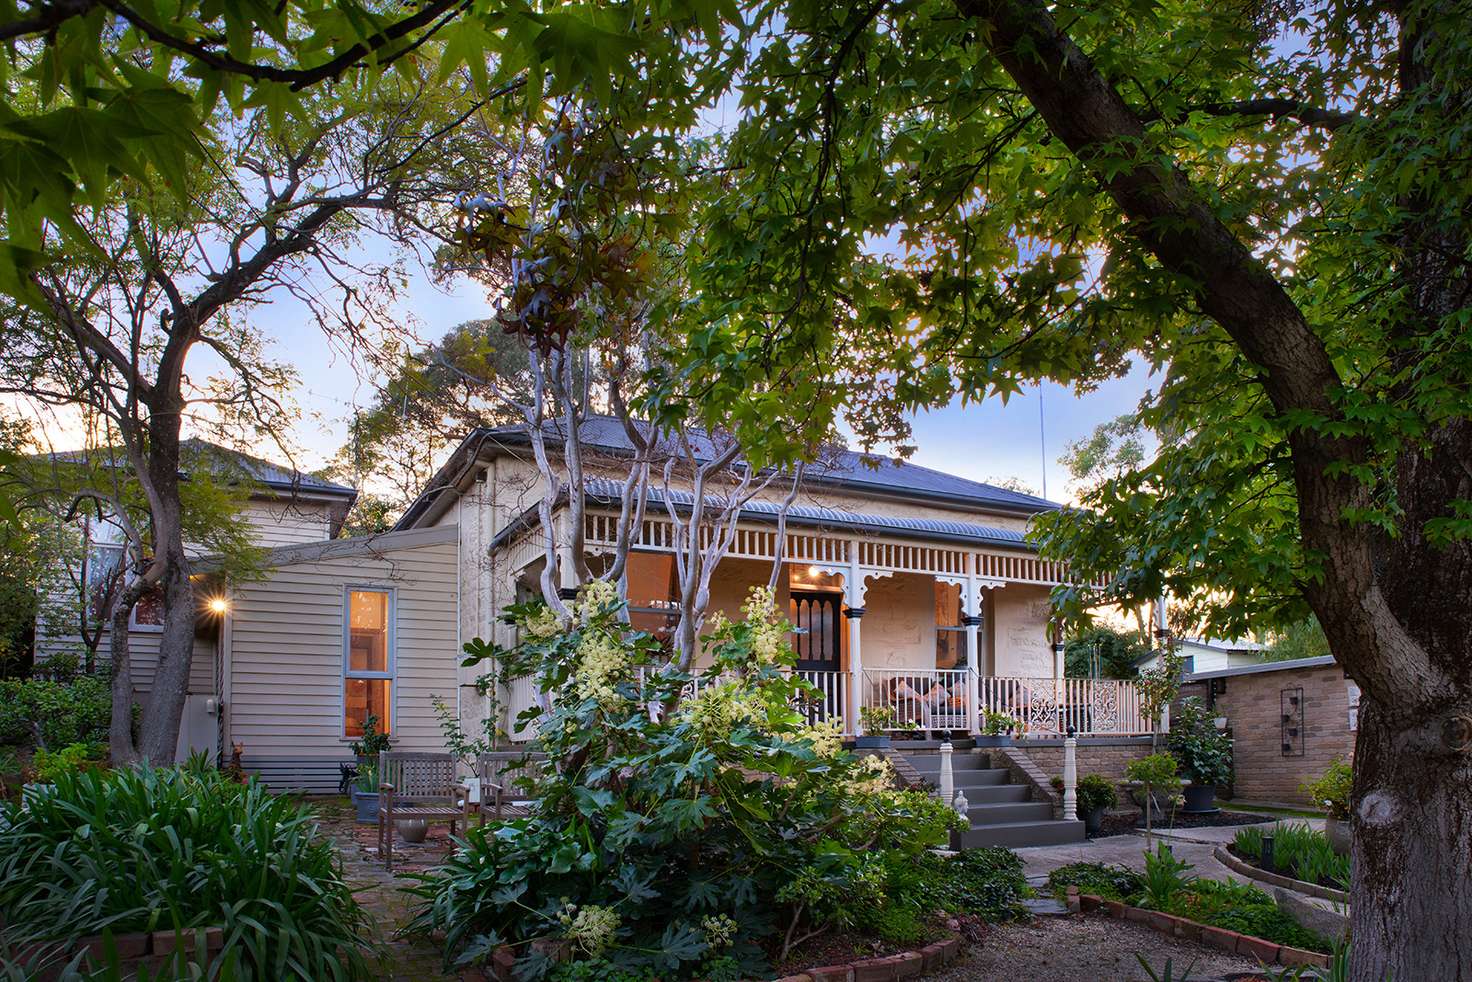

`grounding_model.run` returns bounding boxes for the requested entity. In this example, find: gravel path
[929,914,1264,982]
